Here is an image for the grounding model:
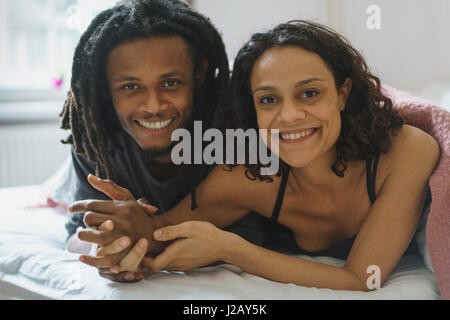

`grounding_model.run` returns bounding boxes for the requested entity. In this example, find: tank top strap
[366,153,381,204]
[267,166,290,232]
